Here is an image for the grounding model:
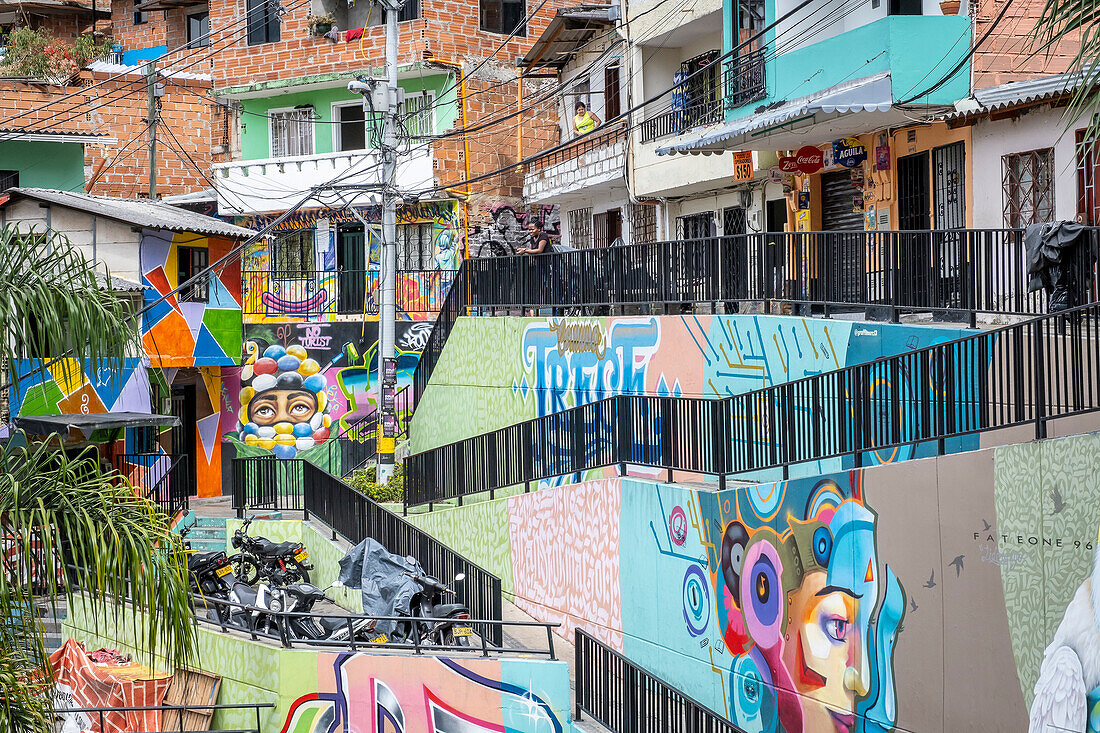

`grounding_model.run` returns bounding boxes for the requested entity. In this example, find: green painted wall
[0,140,85,191]
[240,73,457,161]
